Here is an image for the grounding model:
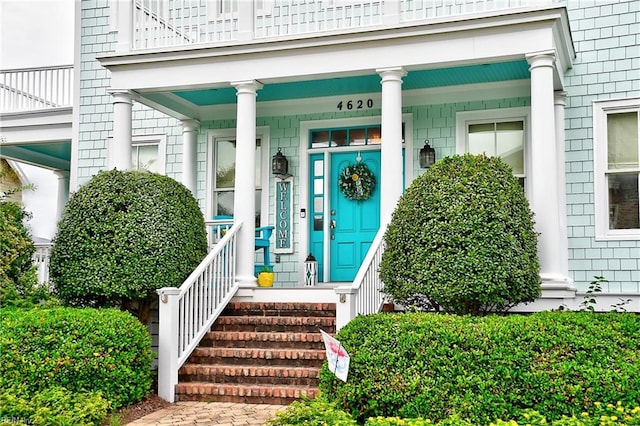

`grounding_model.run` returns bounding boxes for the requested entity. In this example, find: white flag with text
[320,329,350,382]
